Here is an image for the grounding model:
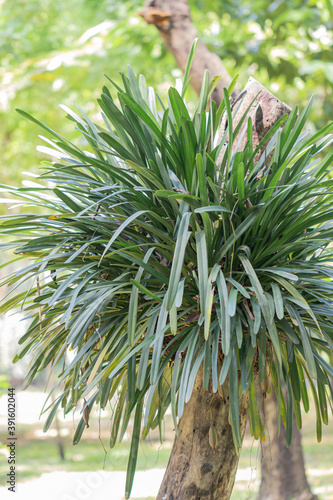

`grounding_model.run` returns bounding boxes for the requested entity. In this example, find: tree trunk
[141,2,319,498]
[258,389,318,500]
[140,0,238,104]
[157,366,249,500]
